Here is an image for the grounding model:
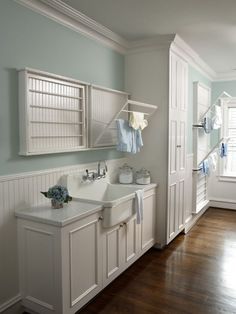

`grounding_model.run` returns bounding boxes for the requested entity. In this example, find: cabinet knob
[98,216,103,221]
[176,145,181,148]
[120,223,124,228]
